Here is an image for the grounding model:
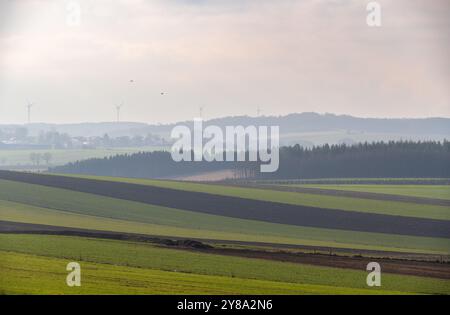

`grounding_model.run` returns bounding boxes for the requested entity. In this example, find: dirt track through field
[1,171,450,238]
[227,183,450,207]
[1,220,449,280]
